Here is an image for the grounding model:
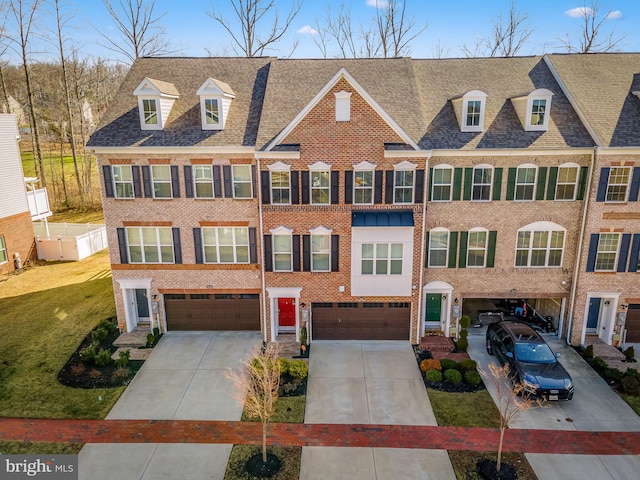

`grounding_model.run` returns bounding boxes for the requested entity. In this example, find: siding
[0,114,29,218]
